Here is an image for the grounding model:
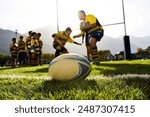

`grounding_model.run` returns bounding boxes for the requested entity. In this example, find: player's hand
[73,35,78,38]
[77,43,82,45]
[80,26,86,32]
